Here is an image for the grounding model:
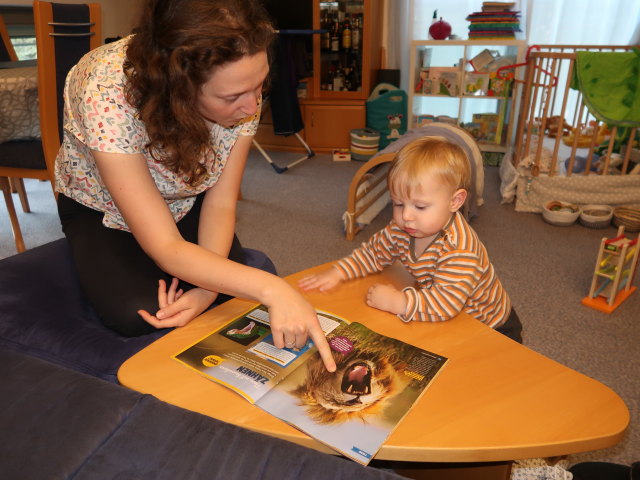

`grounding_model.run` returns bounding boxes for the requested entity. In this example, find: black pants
[495,308,523,344]
[57,193,247,337]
